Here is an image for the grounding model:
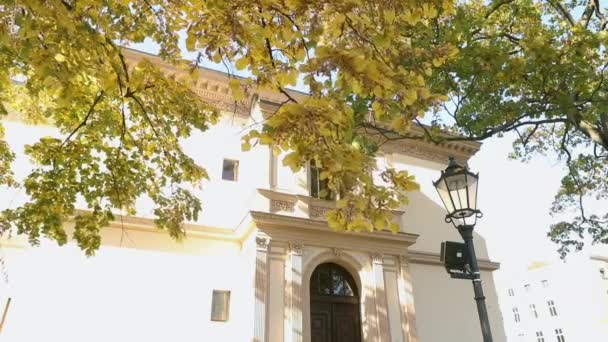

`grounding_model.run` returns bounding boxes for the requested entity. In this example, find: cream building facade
[0,49,506,342]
